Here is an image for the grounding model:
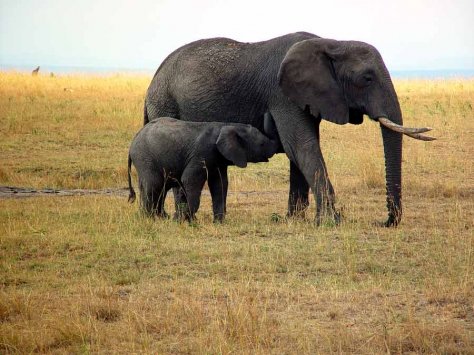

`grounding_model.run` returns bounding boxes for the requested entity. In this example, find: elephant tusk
[403,132,437,141]
[378,117,433,134]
